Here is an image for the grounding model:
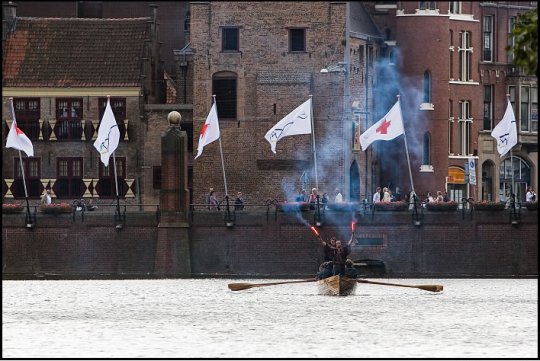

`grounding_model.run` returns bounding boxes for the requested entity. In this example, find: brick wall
[3,209,537,278]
